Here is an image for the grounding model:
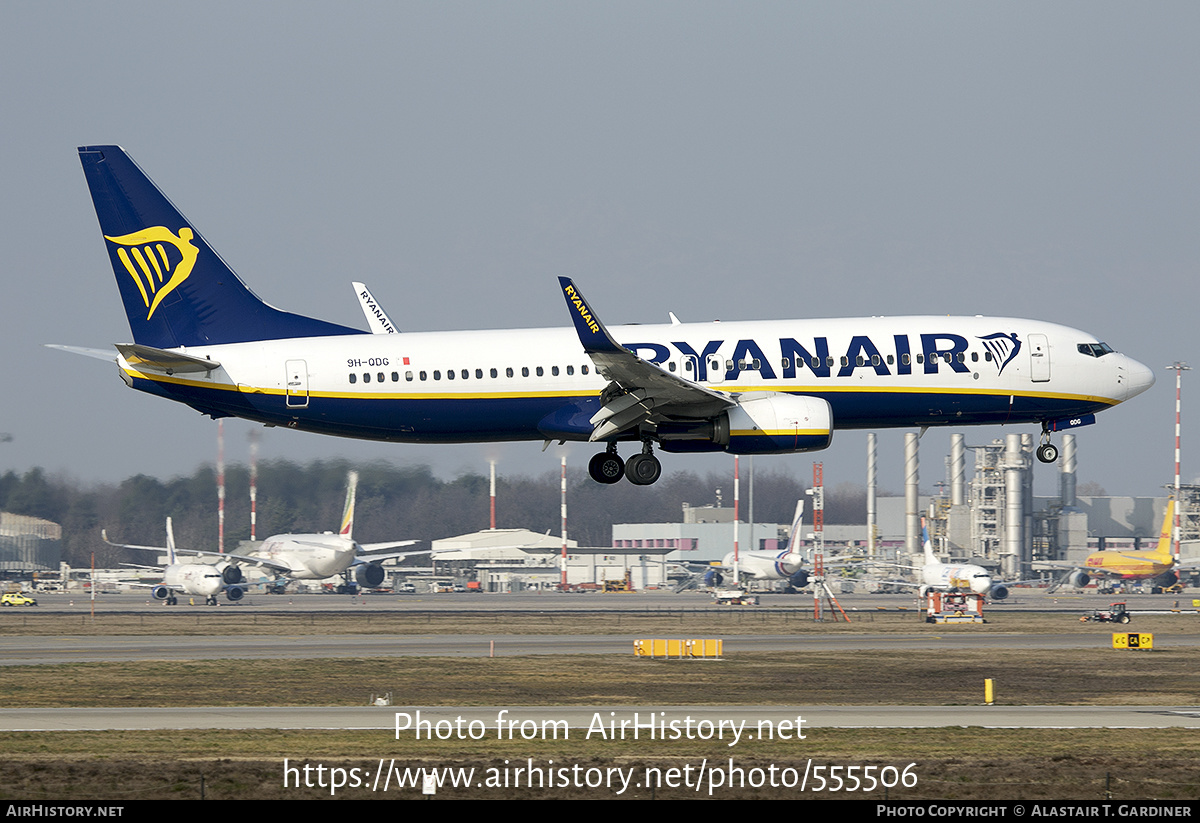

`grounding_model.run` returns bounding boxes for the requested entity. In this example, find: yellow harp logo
[104,226,199,320]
